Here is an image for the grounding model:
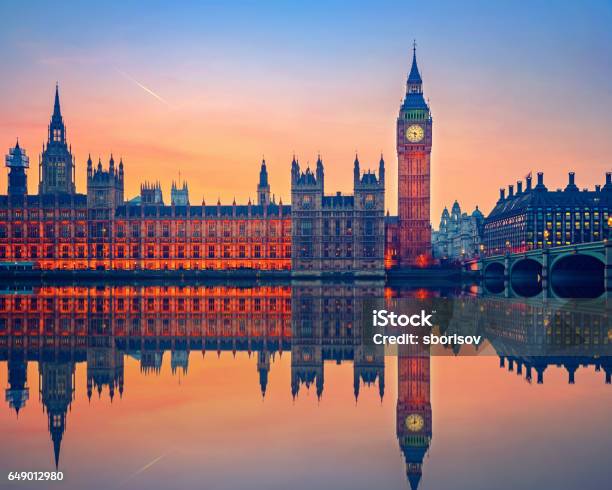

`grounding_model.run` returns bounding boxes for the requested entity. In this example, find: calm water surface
[0,283,610,490]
